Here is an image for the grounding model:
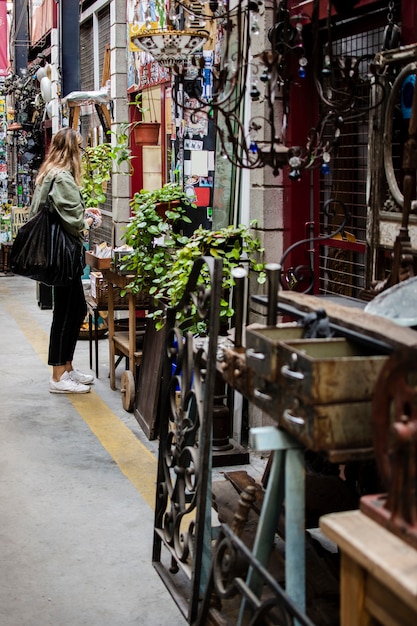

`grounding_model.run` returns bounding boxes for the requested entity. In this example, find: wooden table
[320,509,417,626]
